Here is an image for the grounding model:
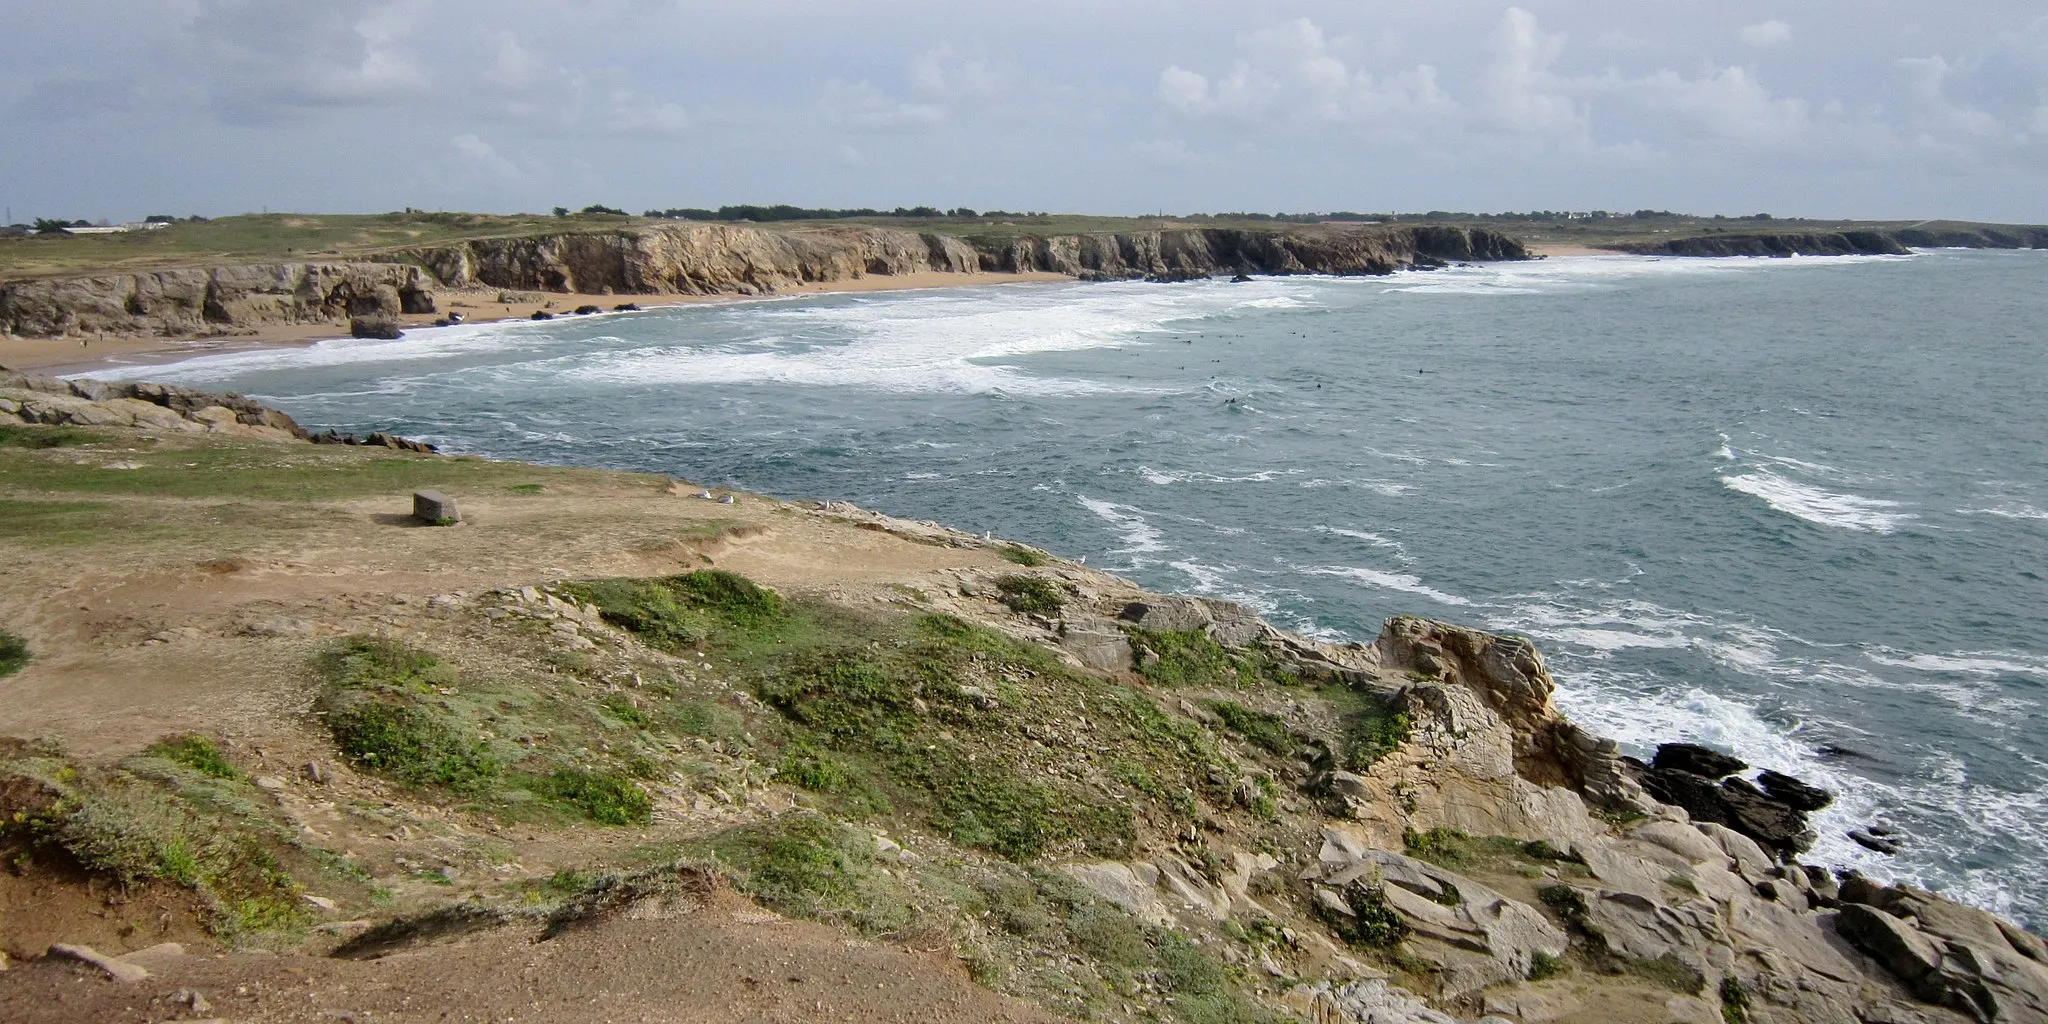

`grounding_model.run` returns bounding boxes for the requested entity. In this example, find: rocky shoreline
[0,223,1526,340]
[3,379,2044,1023]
